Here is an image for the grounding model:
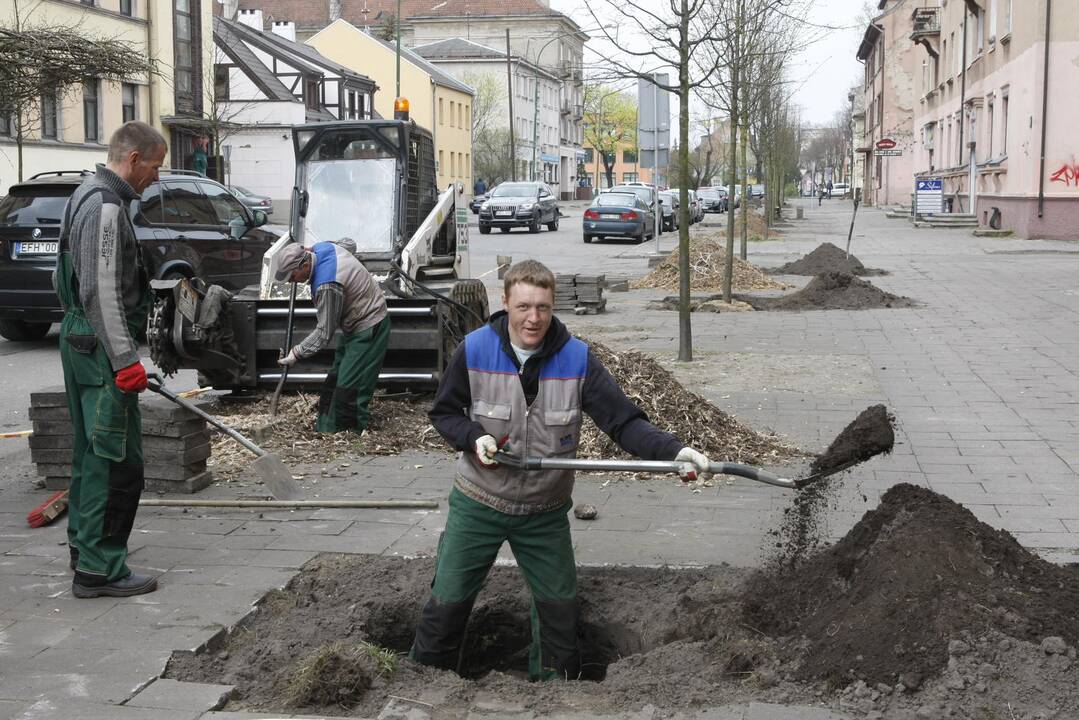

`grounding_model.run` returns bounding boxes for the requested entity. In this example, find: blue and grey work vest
[454,325,588,515]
